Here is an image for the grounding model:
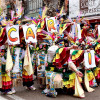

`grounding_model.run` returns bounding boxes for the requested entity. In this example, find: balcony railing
[25,0,43,16]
